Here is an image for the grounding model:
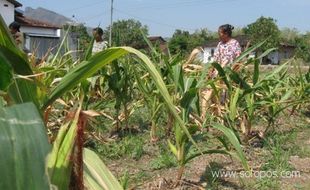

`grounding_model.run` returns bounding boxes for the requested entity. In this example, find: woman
[9,22,24,50]
[92,27,108,55]
[201,24,241,119]
[214,24,241,67]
